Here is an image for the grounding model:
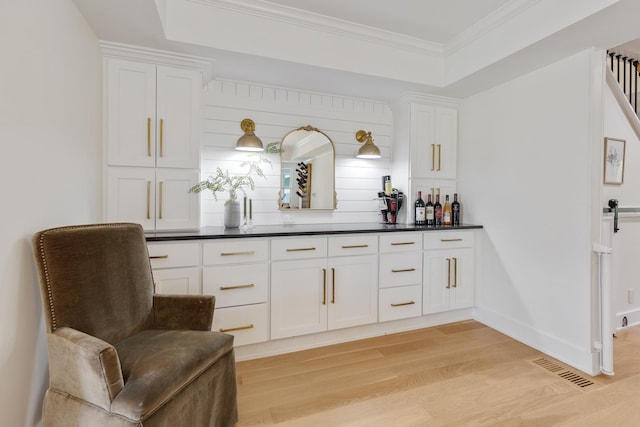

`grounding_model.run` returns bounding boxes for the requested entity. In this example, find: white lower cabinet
[270,235,378,340]
[148,241,201,295]
[423,232,475,314]
[146,229,476,351]
[201,239,269,345]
